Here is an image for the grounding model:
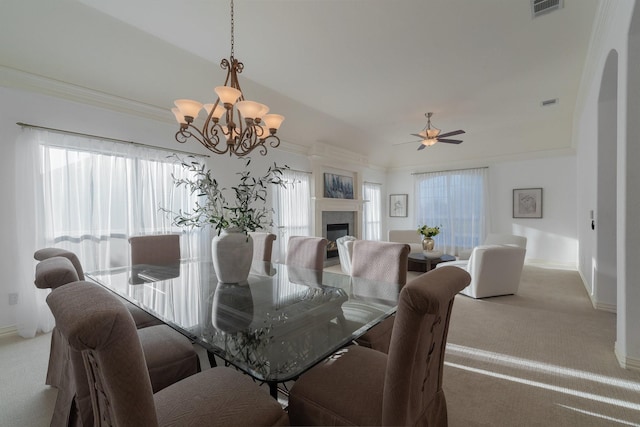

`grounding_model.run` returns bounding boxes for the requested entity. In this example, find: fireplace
[326,223,349,258]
